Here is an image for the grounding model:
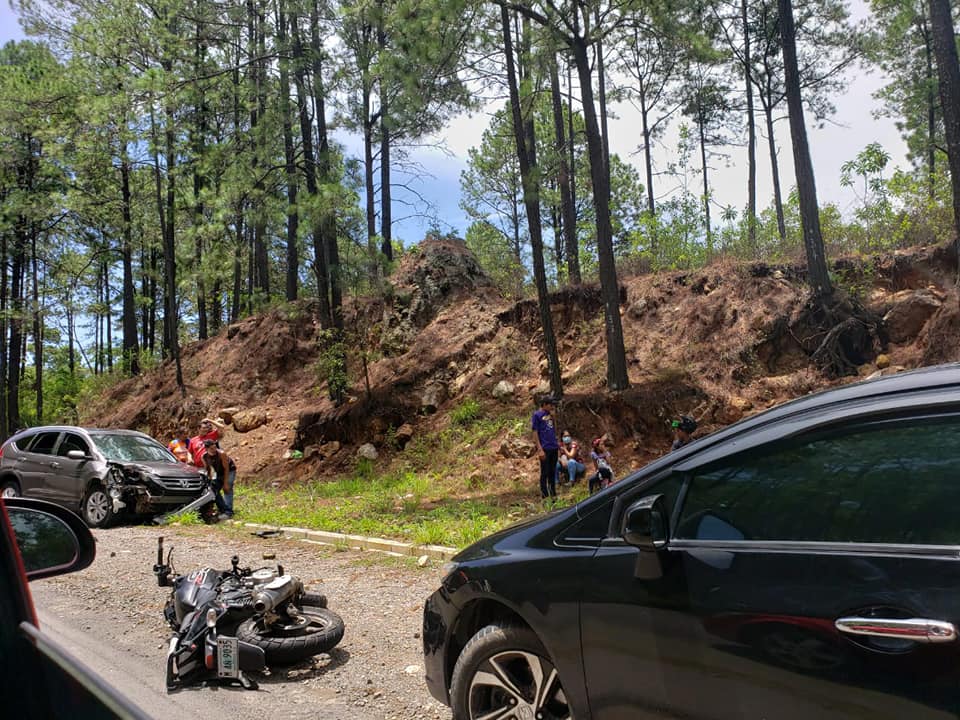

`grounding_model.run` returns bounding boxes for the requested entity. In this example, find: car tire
[450,624,571,720]
[81,484,115,528]
[0,479,20,498]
